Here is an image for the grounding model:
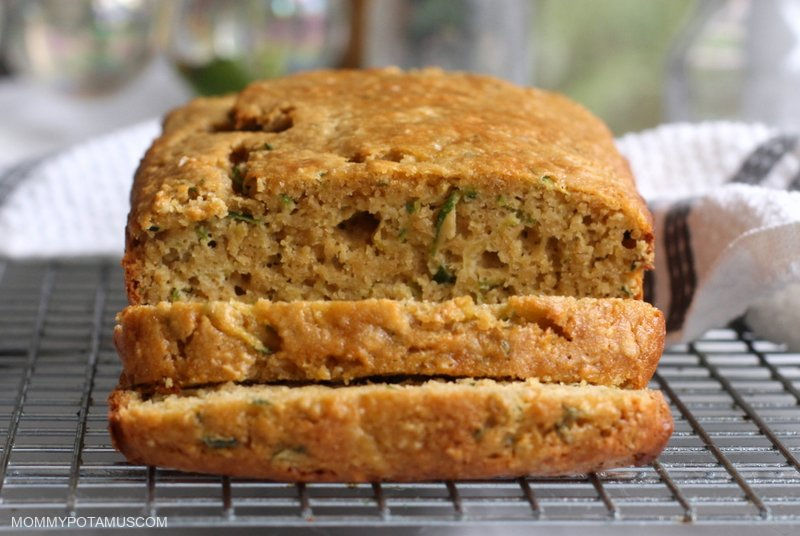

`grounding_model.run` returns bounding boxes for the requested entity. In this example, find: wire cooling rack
[0,261,798,533]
